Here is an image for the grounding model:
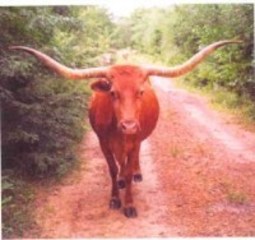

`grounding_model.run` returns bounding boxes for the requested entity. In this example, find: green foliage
[2,8,81,177]
[50,6,115,67]
[2,171,36,237]
[172,5,254,99]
